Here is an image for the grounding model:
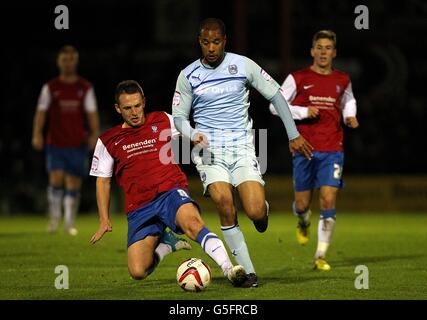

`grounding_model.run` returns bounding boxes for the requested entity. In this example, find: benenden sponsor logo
[308,95,336,109]
[309,95,336,103]
[123,139,157,152]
